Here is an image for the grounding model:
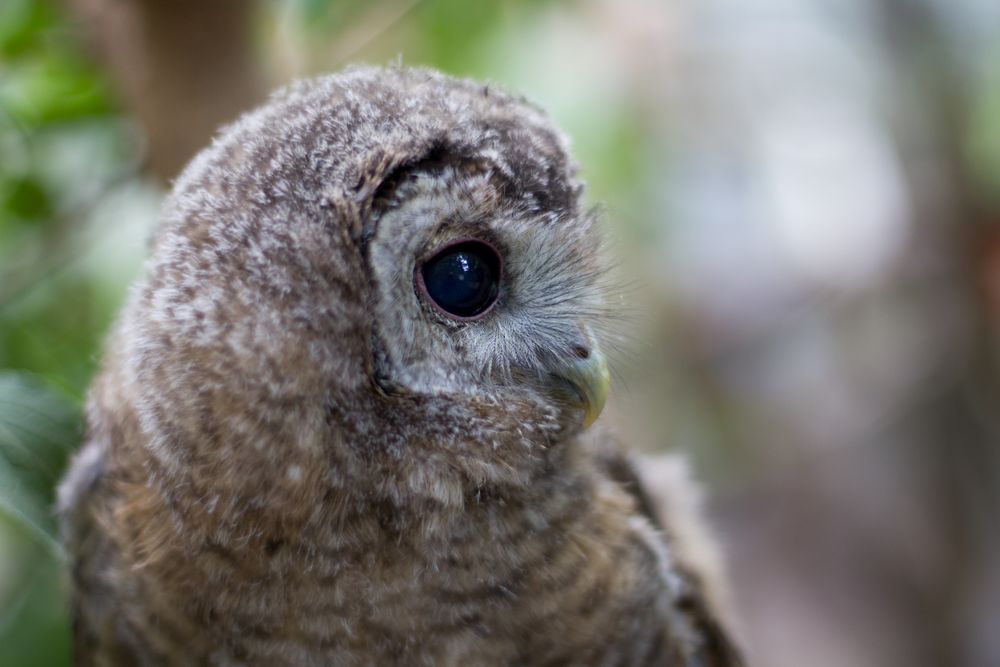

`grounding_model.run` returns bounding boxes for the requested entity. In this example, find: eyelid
[419,236,503,266]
